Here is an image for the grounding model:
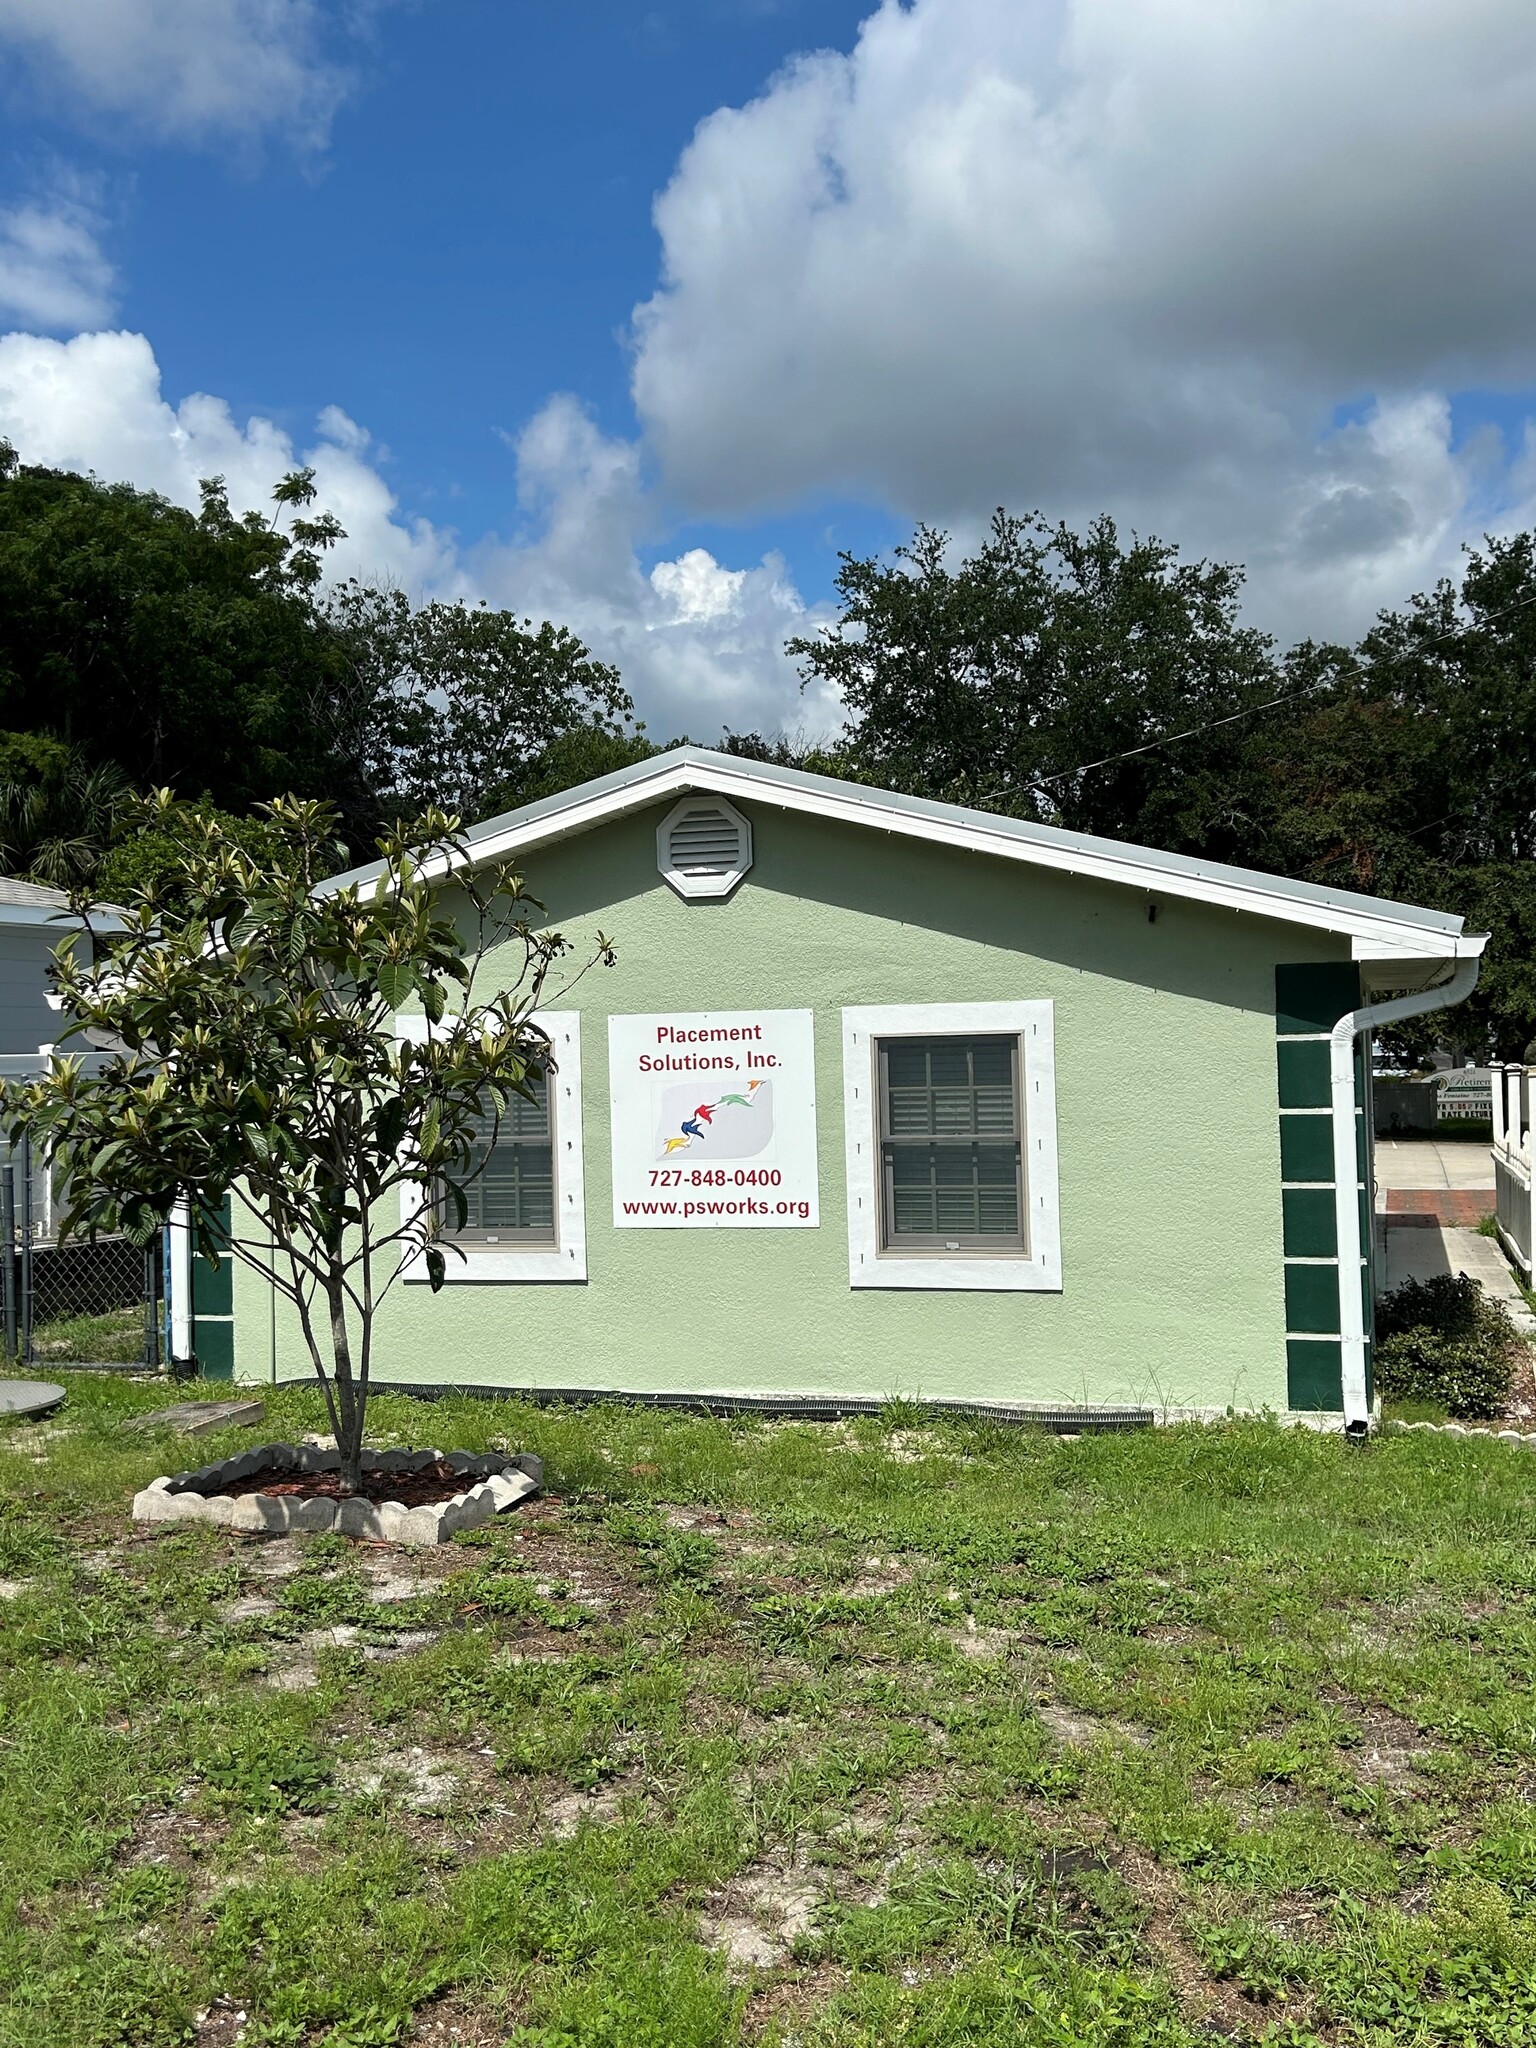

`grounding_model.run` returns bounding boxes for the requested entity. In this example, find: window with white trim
[397,1010,587,1284]
[438,1075,556,1246]
[842,1001,1061,1292]
[878,1035,1025,1252]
